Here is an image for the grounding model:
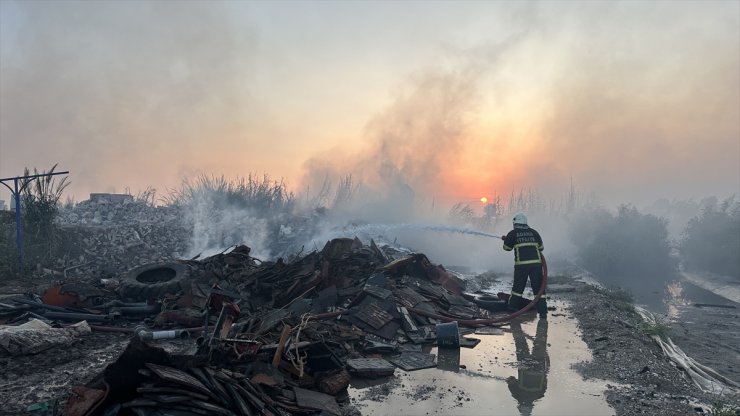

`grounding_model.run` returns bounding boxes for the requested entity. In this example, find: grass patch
[600,286,636,314]
[638,320,672,337]
[710,402,738,416]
